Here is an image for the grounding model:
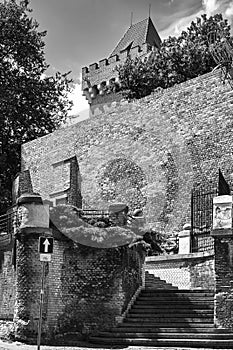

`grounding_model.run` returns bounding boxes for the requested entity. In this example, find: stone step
[145,280,175,284]
[112,327,232,333]
[141,290,214,295]
[145,285,178,290]
[97,331,233,340]
[139,292,214,297]
[125,316,213,323]
[133,303,214,309]
[145,278,173,282]
[89,336,233,348]
[145,283,177,287]
[90,273,220,348]
[144,272,178,289]
[129,308,213,315]
[137,297,214,302]
[119,322,215,328]
[135,299,214,305]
